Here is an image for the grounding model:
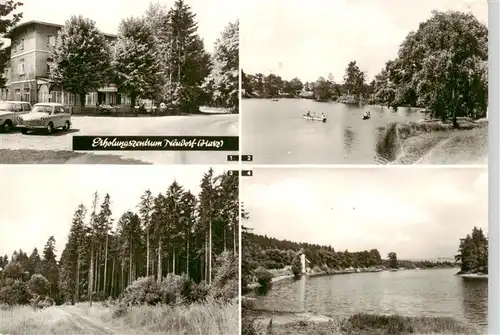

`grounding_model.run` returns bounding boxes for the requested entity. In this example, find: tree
[138,190,154,278]
[48,15,112,107]
[40,236,59,300]
[291,254,302,278]
[455,226,488,274]
[163,0,211,111]
[203,20,239,110]
[388,252,398,269]
[374,11,488,124]
[0,1,23,88]
[112,17,163,107]
[343,61,365,102]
